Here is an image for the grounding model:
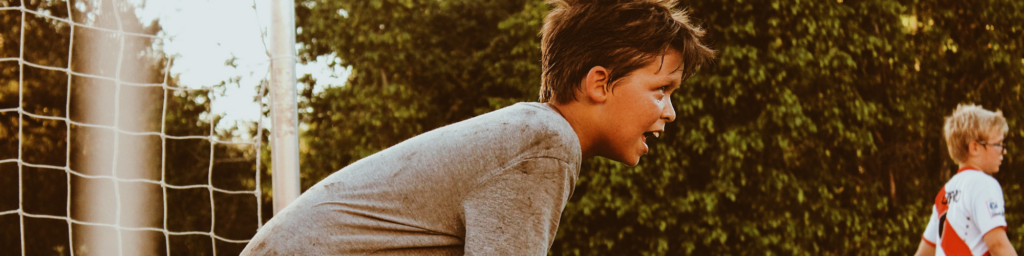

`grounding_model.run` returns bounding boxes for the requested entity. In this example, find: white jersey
[922,168,1007,256]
